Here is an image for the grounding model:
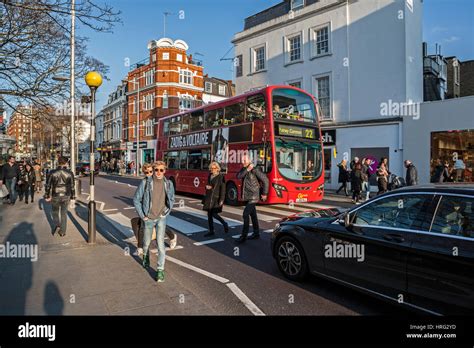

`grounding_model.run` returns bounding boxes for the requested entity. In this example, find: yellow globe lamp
[84,71,103,89]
